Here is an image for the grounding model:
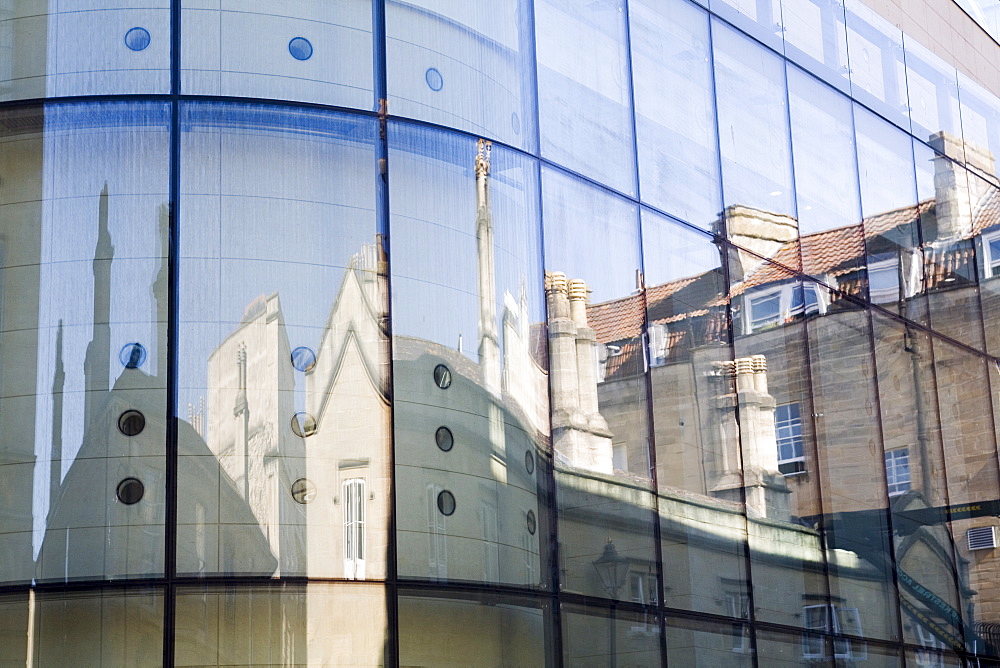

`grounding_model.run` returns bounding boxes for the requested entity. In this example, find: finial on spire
[475,138,492,177]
